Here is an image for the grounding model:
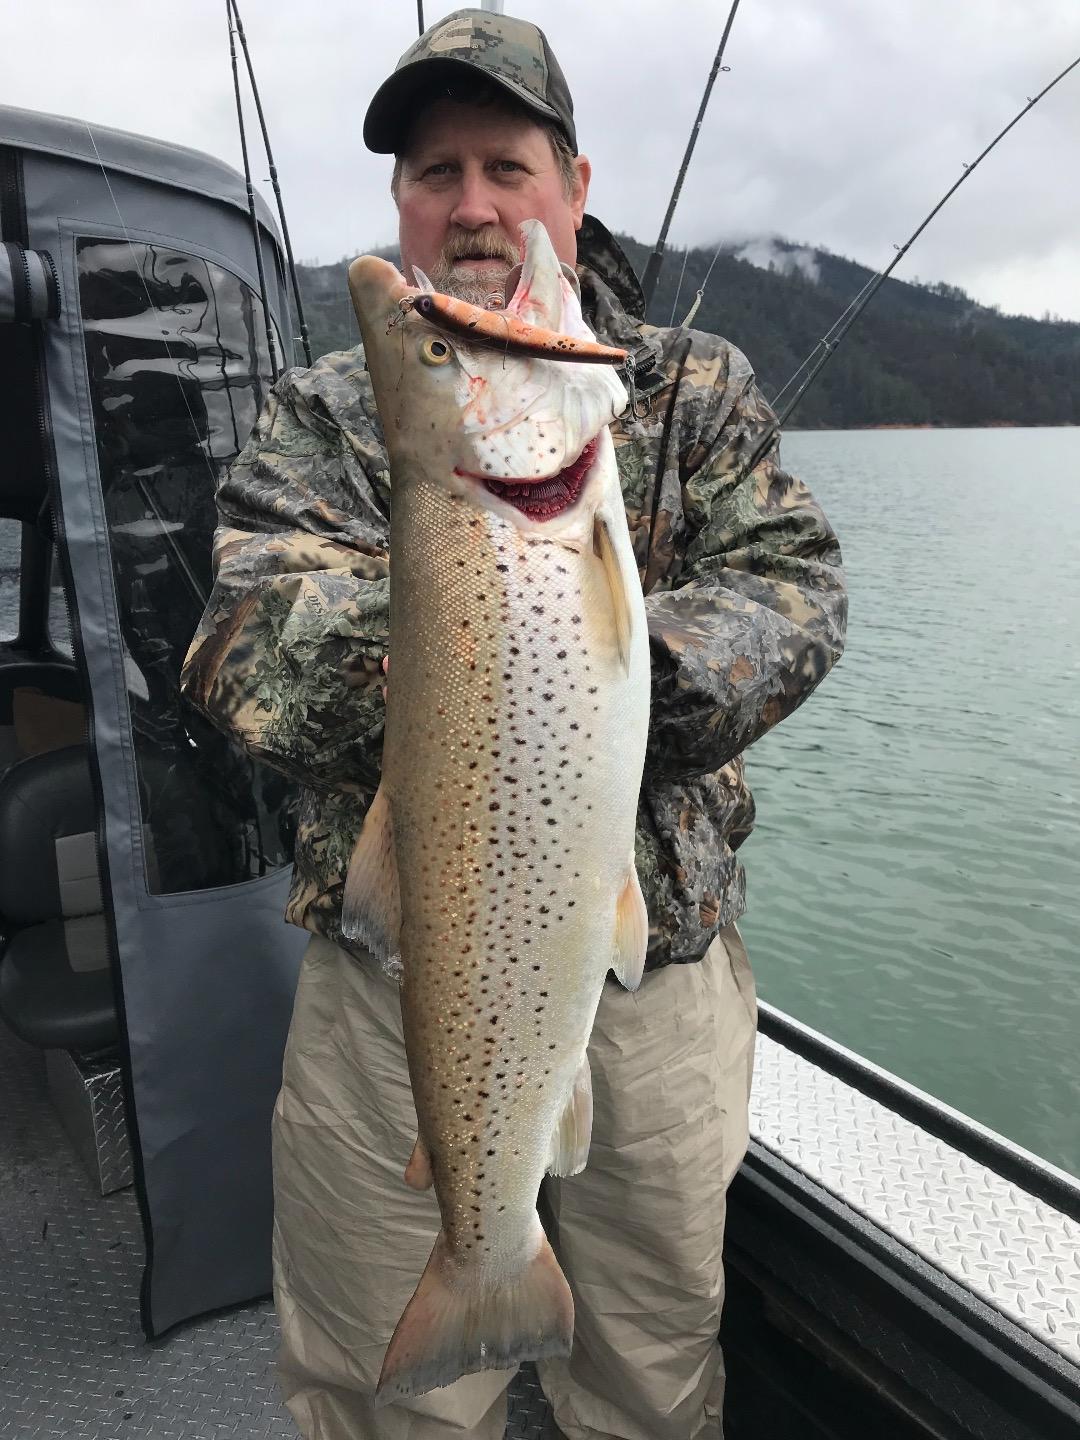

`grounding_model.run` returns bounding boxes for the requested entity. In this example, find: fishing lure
[401,291,628,366]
